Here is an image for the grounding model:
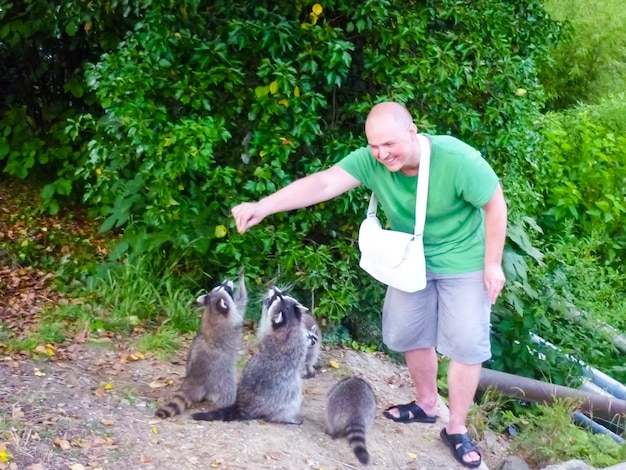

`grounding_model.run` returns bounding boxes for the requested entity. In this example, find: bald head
[364,102,420,174]
[365,102,414,130]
